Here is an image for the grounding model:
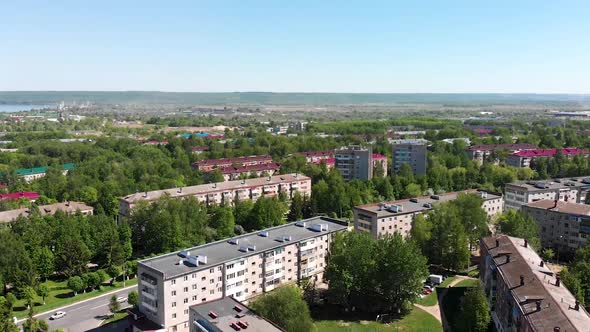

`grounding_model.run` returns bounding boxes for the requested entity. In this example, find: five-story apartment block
[135,217,348,332]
